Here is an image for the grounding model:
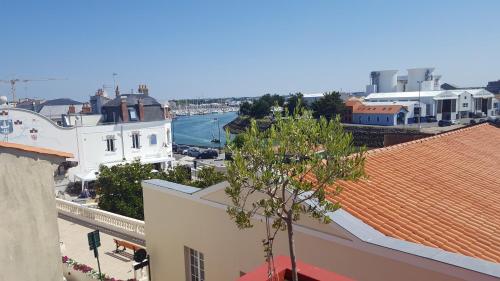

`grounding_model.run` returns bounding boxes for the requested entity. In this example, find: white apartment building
[0,89,174,184]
